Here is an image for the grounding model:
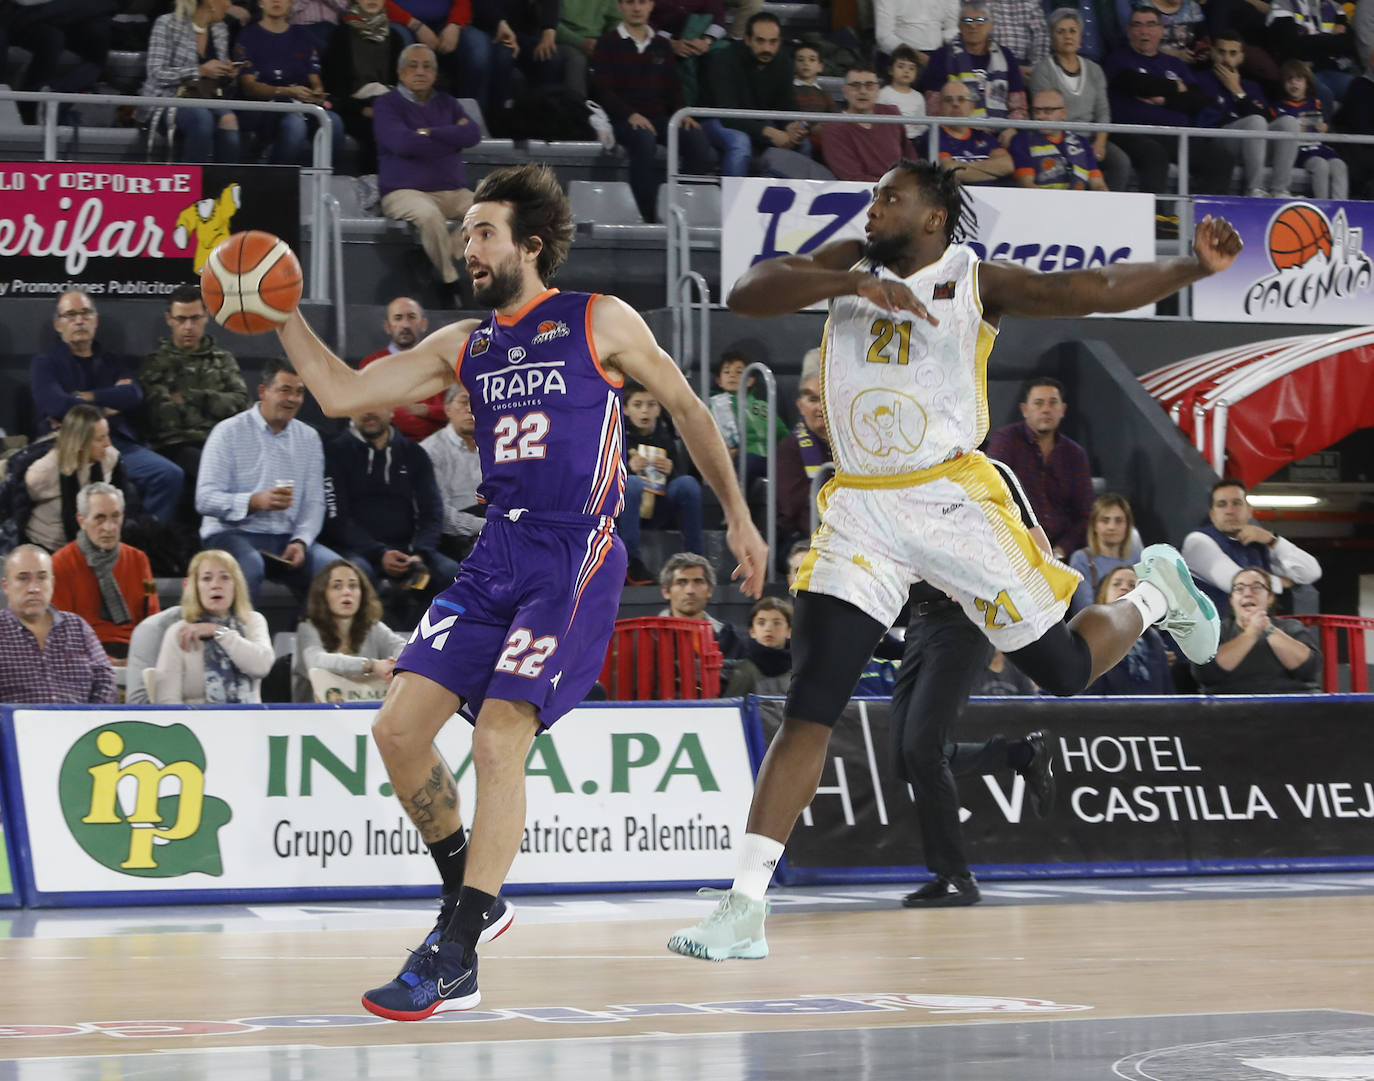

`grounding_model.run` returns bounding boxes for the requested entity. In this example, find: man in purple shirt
[375,44,483,304]
[984,375,1095,558]
[0,545,116,705]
